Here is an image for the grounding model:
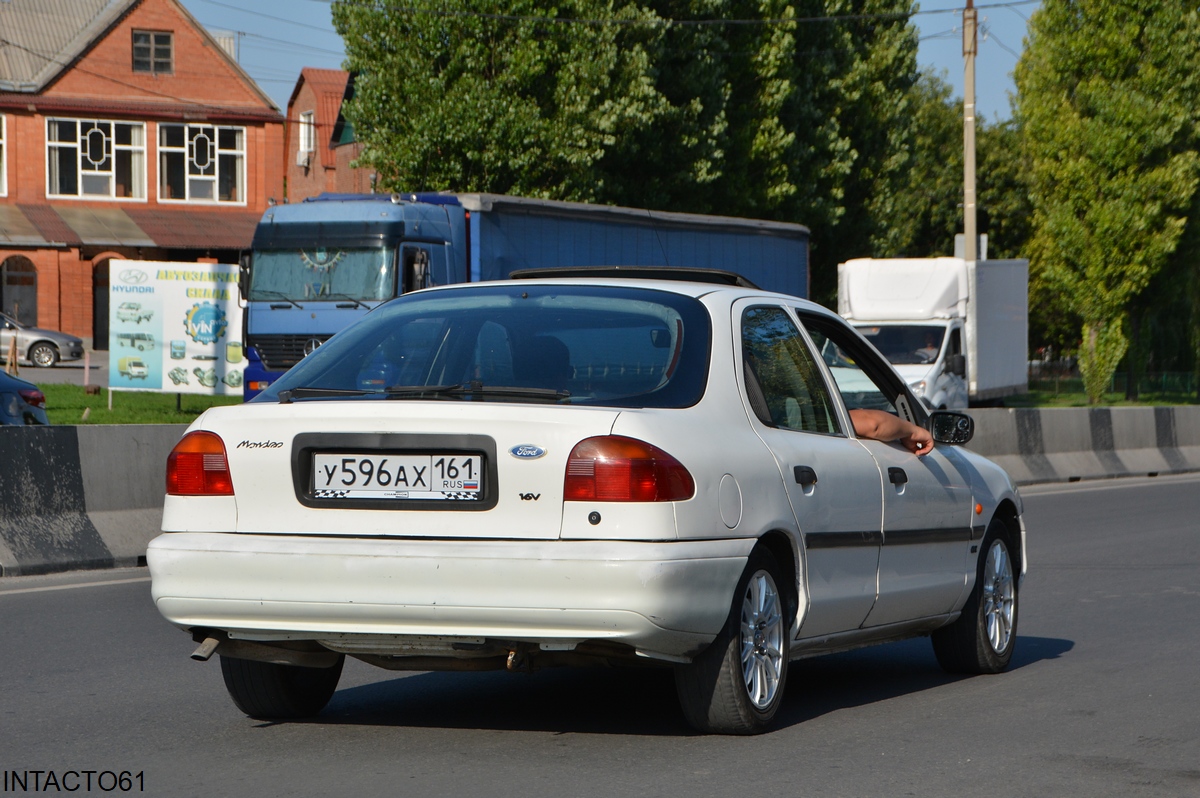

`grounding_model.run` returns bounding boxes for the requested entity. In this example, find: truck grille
[252,334,331,372]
